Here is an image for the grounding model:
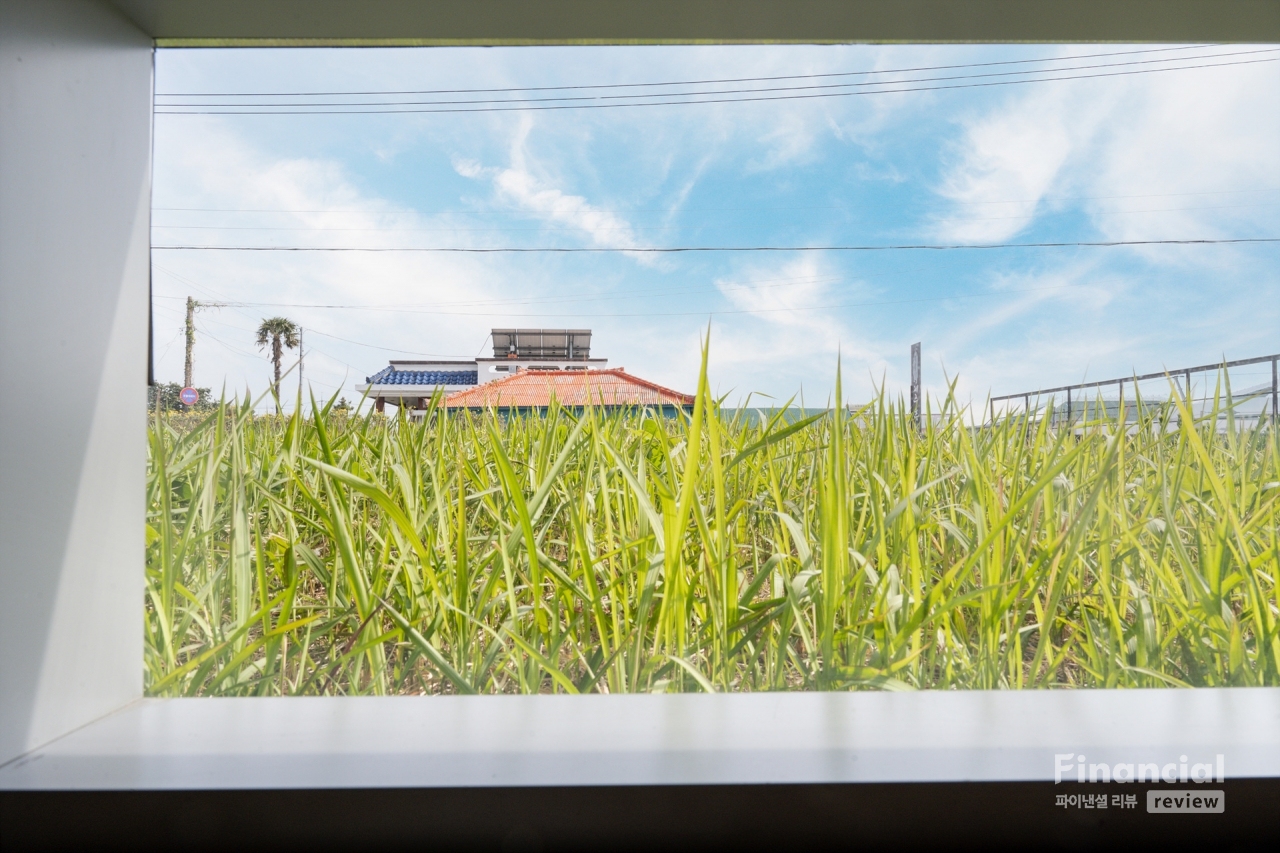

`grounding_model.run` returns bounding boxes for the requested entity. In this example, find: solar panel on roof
[491,328,591,359]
